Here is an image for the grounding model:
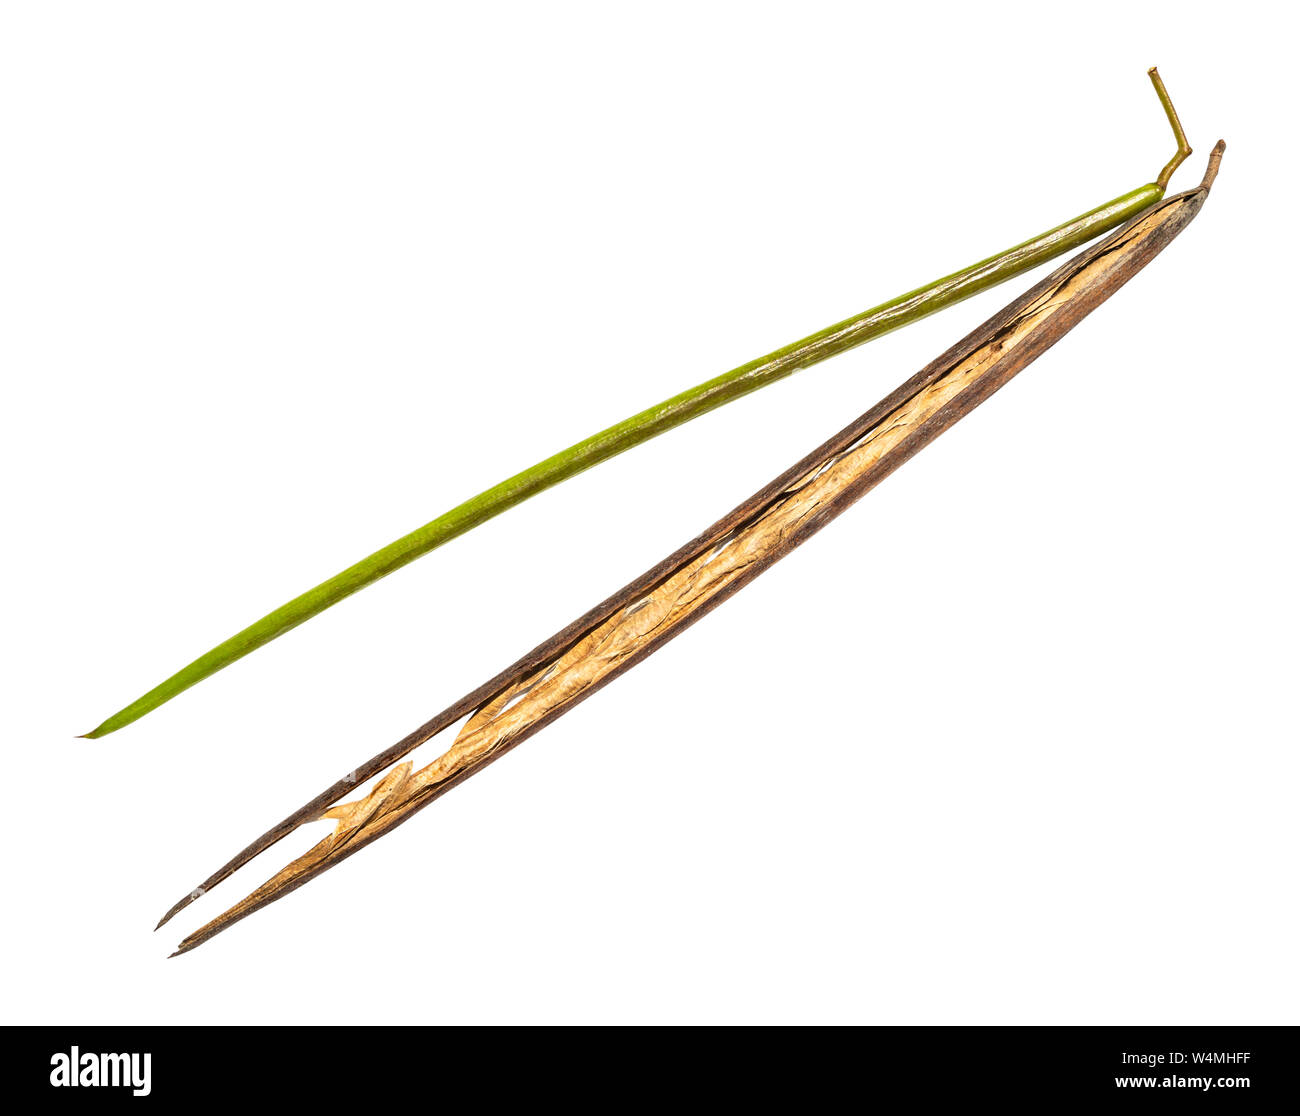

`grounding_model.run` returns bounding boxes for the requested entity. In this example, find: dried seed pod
[164,143,1224,955]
